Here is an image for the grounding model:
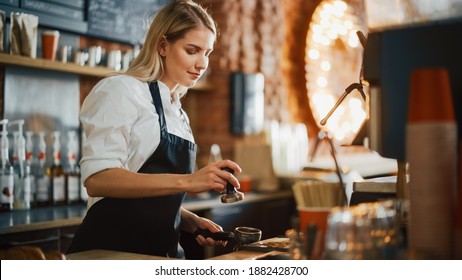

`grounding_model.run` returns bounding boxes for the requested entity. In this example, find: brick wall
[280,0,323,143]
[185,0,287,168]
